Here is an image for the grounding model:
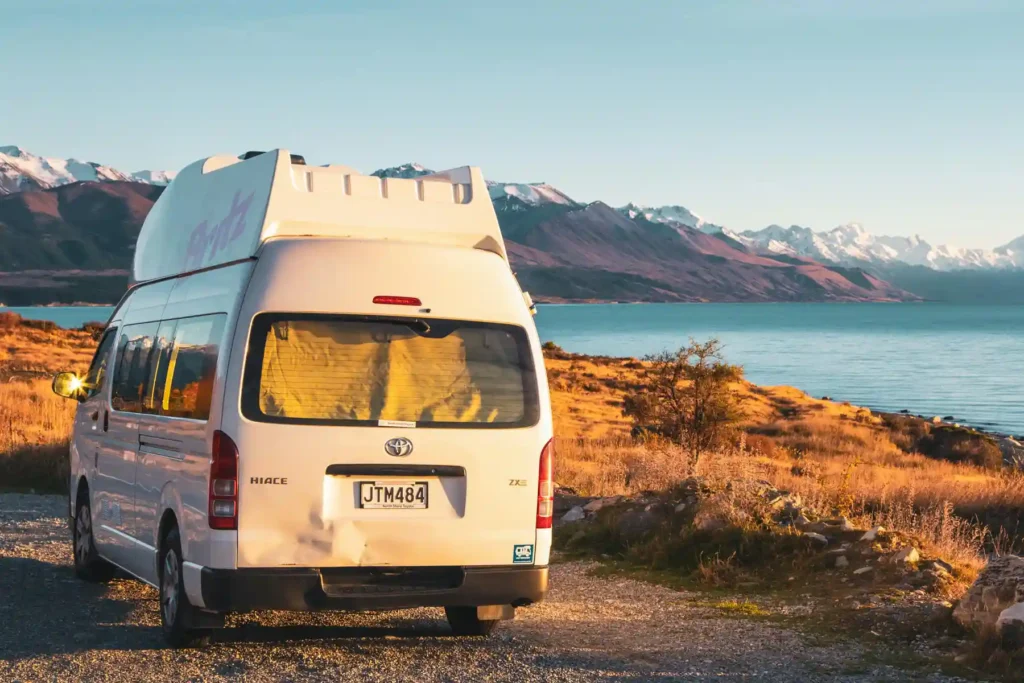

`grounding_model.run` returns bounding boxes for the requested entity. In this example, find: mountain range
[0,146,174,196]
[0,145,1020,305]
